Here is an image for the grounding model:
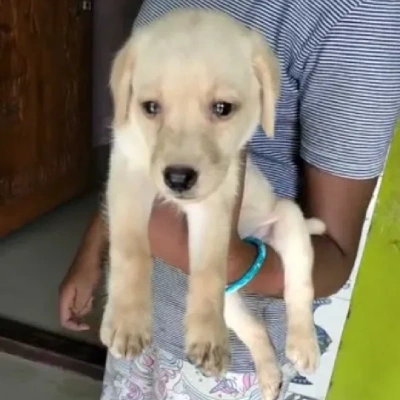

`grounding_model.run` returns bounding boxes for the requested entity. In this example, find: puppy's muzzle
[163,165,198,193]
